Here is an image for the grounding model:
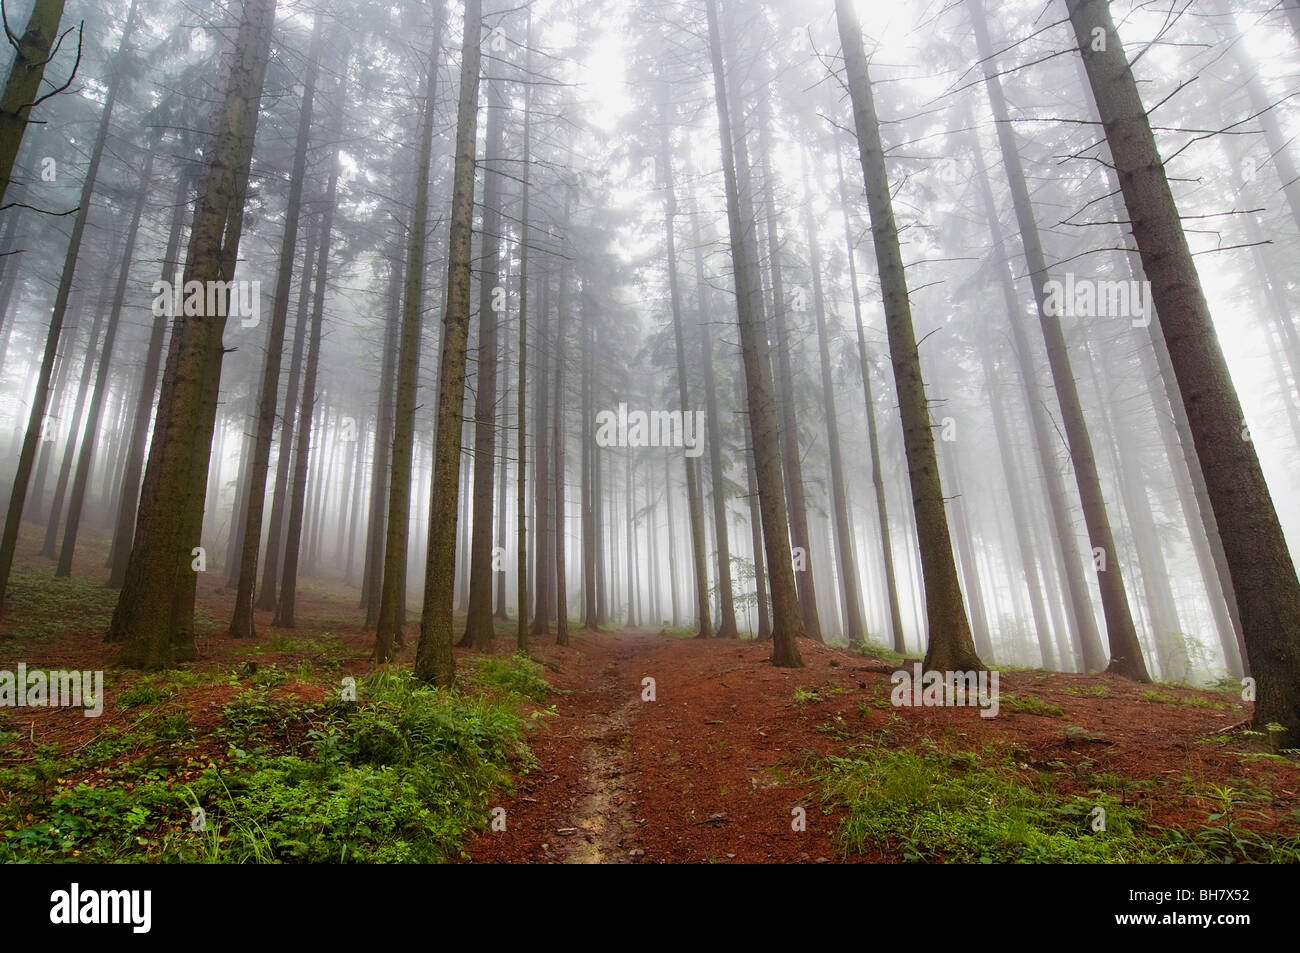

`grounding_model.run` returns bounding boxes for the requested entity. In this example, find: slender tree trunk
[705,0,802,666]
[274,122,339,628]
[969,0,1145,679]
[530,259,552,633]
[688,204,737,638]
[44,282,108,559]
[658,111,712,637]
[462,58,505,651]
[515,12,532,651]
[835,0,980,671]
[361,244,402,622]
[802,149,864,646]
[756,95,820,643]
[0,0,141,609]
[836,143,905,654]
[579,286,597,629]
[1068,0,1300,736]
[259,215,320,609]
[57,148,156,575]
[228,11,324,638]
[553,187,571,647]
[413,0,481,686]
[377,4,446,662]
